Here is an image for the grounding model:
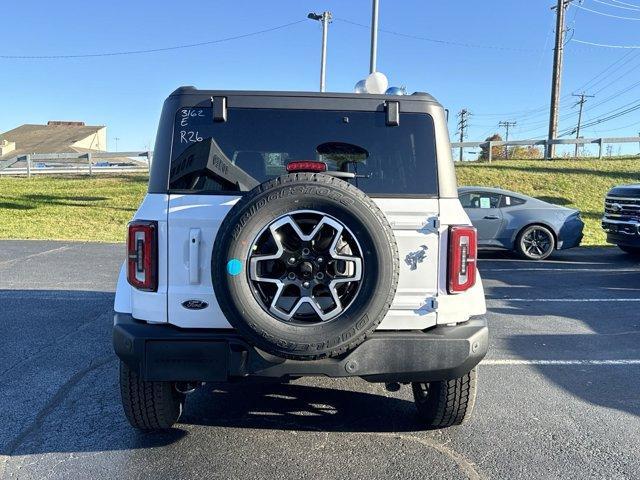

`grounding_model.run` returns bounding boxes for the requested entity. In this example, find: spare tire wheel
[212,172,399,360]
